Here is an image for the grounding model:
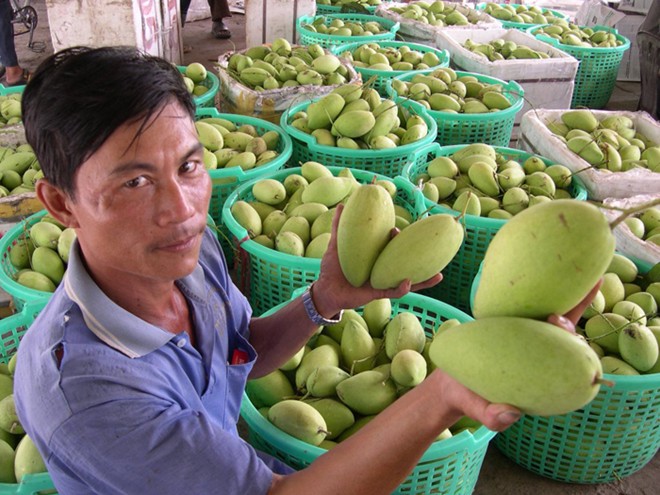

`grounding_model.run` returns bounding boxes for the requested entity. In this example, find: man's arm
[247,204,441,377]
